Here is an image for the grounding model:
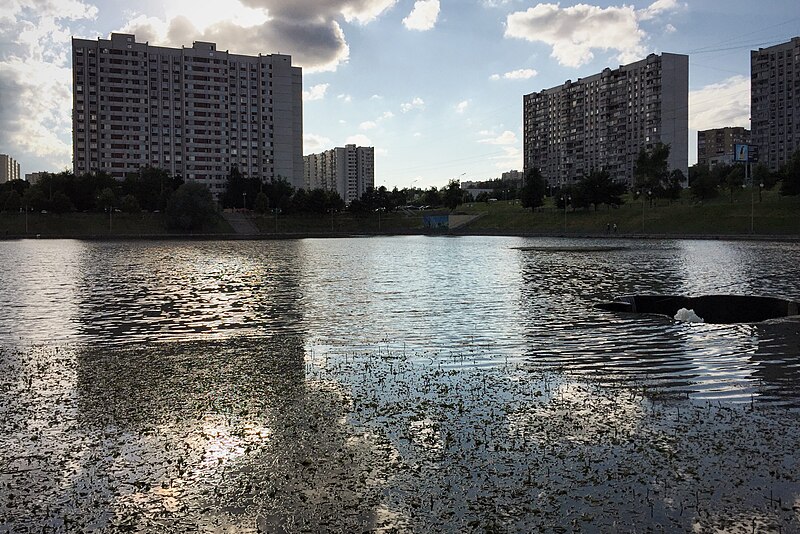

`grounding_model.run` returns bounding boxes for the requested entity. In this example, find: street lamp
[637,190,651,233]
[242,191,247,211]
[560,194,571,233]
